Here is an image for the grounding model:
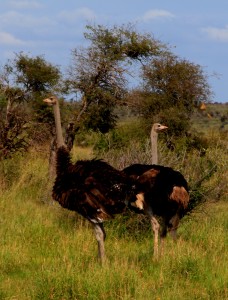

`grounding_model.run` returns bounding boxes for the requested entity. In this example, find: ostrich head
[43,95,57,106]
[152,123,168,133]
